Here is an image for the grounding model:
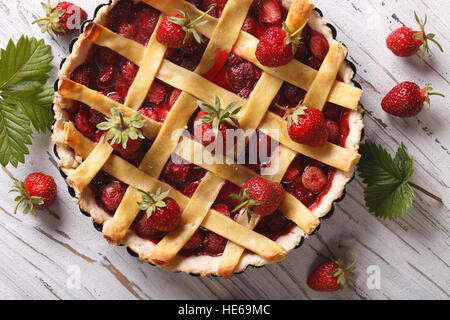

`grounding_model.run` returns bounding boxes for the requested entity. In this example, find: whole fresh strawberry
[255,21,307,67]
[386,12,443,60]
[194,97,241,153]
[285,105,328,147]
[137,188,181,233]
[10,173,57,216]
[381,81,444,118]
[231,177,284,222]
[97,107,146,157]
[33,1,87,39]
[307,245,358,292]
[156,7,212,48]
